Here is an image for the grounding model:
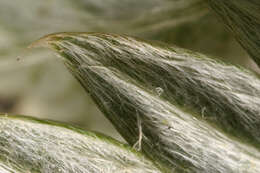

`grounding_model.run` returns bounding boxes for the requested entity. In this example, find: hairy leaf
[0,115,161,173]
[34,32,260,172]
[0,0,208,127]
[208,0,260,67]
